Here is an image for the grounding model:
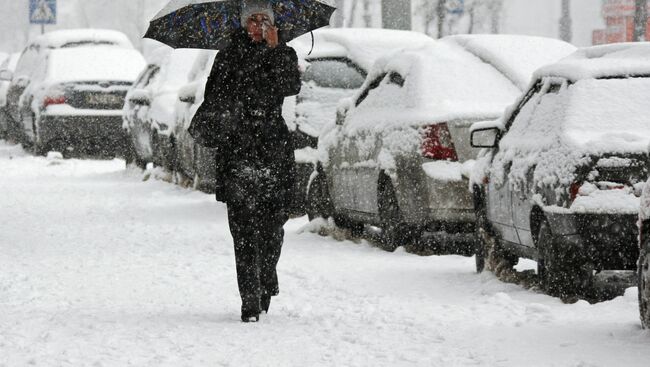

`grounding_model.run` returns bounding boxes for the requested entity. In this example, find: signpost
[29,0,57,35]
